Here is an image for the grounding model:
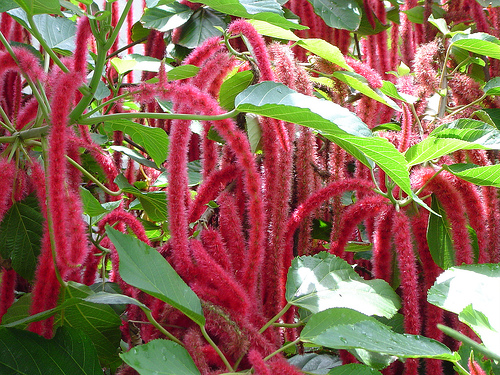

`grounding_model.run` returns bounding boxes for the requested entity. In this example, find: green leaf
[110,145,159,170]
[106,227,205,326]
[194,0,306,30]
[286,252,400,318]
[405,119,500,166]
[188,159,203,187]
[451,32,500,59]
[379,80,418,104]
[296,39,351,71]
[236,81,371,137]
[331,71,401,111]
[483,77,500,95]
[131,20,152,42]
[236,82,418,208]
[79,187,108,217]
[306,0,361,31]
[12,0,61,15]
[219,70,254,110]
[288,353,342,373]
[445,163,500,187]
[176,8,227,49]
[110,57,139,75]
[0,194,44,280]
[427,196,455,270]
[356,1,390,36]
[0,293,31,328]
[328,363,383,375]
[141,3,193,32]
[8,10,75,54]
[0,326,102,374]
[56,282,122,368]
[0,0,18,12]
[301,308,457,362]
[121,339,201,375]
[245,113,262,153]
[475,0,500,6]
[428,263,500,356]
[85,291,149,310]
[167,64,200,80]
[104,119,169,168]
[372,123,402,132]
[247,19,300,40]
